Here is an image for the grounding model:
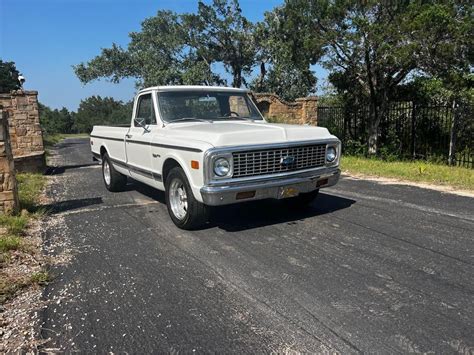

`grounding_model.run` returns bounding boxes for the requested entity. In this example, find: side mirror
[134,117,150,132]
